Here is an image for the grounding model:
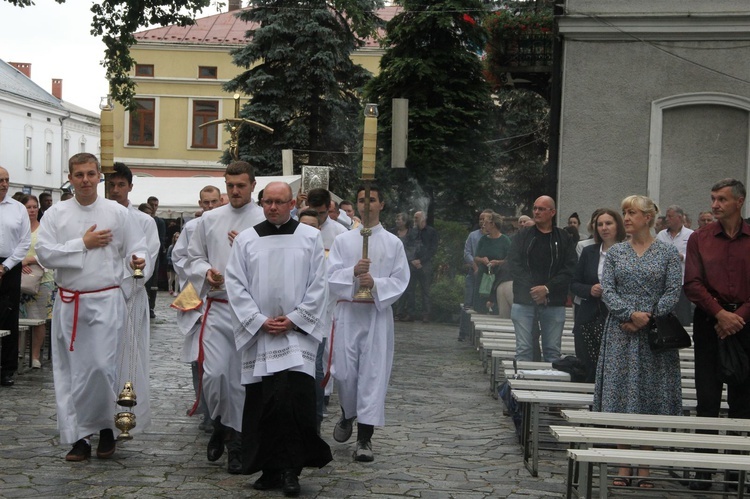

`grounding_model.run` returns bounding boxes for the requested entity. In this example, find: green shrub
[430,274,466,324]
[432,218,470,280]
